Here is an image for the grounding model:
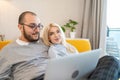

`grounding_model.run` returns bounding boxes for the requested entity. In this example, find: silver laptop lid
[44,49,102,80]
